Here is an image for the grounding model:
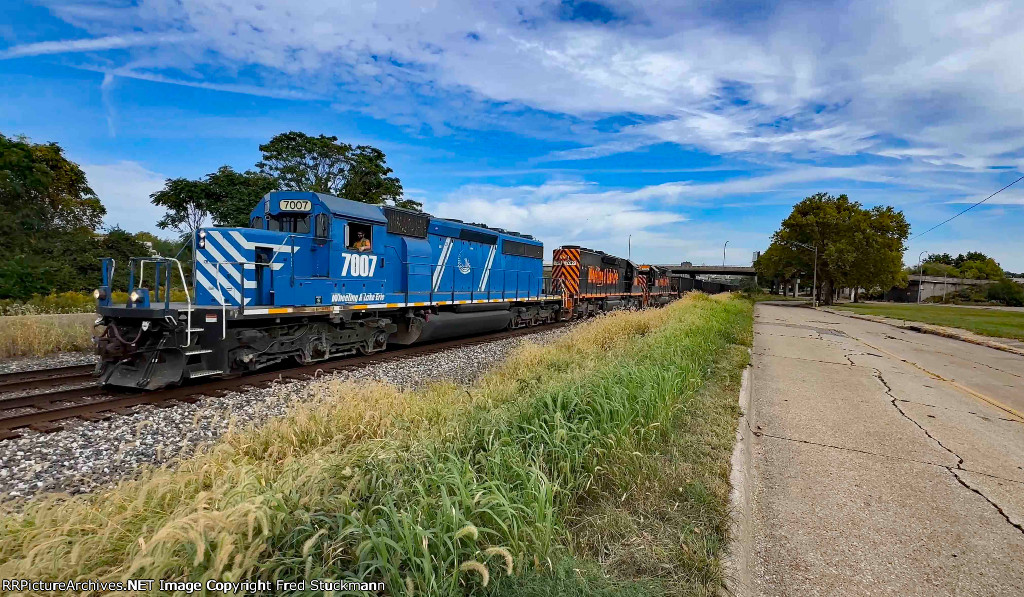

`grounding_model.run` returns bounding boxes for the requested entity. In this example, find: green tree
[150,166,279,233]
[925,253,955,266]
[0,134,108,298]
[204,166,279,227]
[847,205,911,299]
[150,177,210,234]
[958,257,1004,280]
[30,141,105,231]
[986,279,1024,306]
[340,145,415,208]
[919,261,960,277]
[954,251,990,268]
[257,132,353,195]
[257,131,419,209]
[0,134,104,245]
[763,192,910,304]
[754,243,807,291]
[97,228,153,290]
